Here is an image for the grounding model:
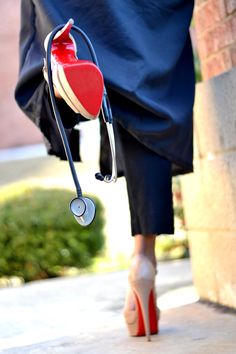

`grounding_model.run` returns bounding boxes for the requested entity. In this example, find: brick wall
[181,0,236,309]
[194,0,236,80]
[0,1,43,149]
